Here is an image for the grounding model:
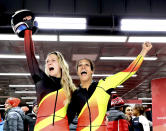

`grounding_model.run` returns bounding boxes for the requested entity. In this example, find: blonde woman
[11,10,76,130]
